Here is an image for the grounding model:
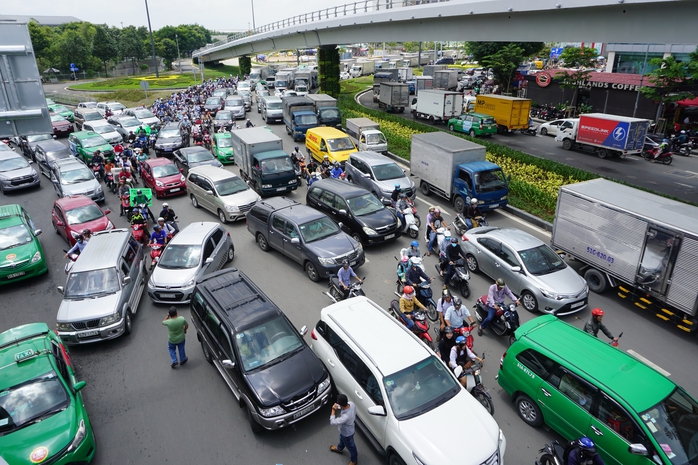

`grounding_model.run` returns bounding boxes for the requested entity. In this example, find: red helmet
[403,285,414,295]
[592,308,604,317]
